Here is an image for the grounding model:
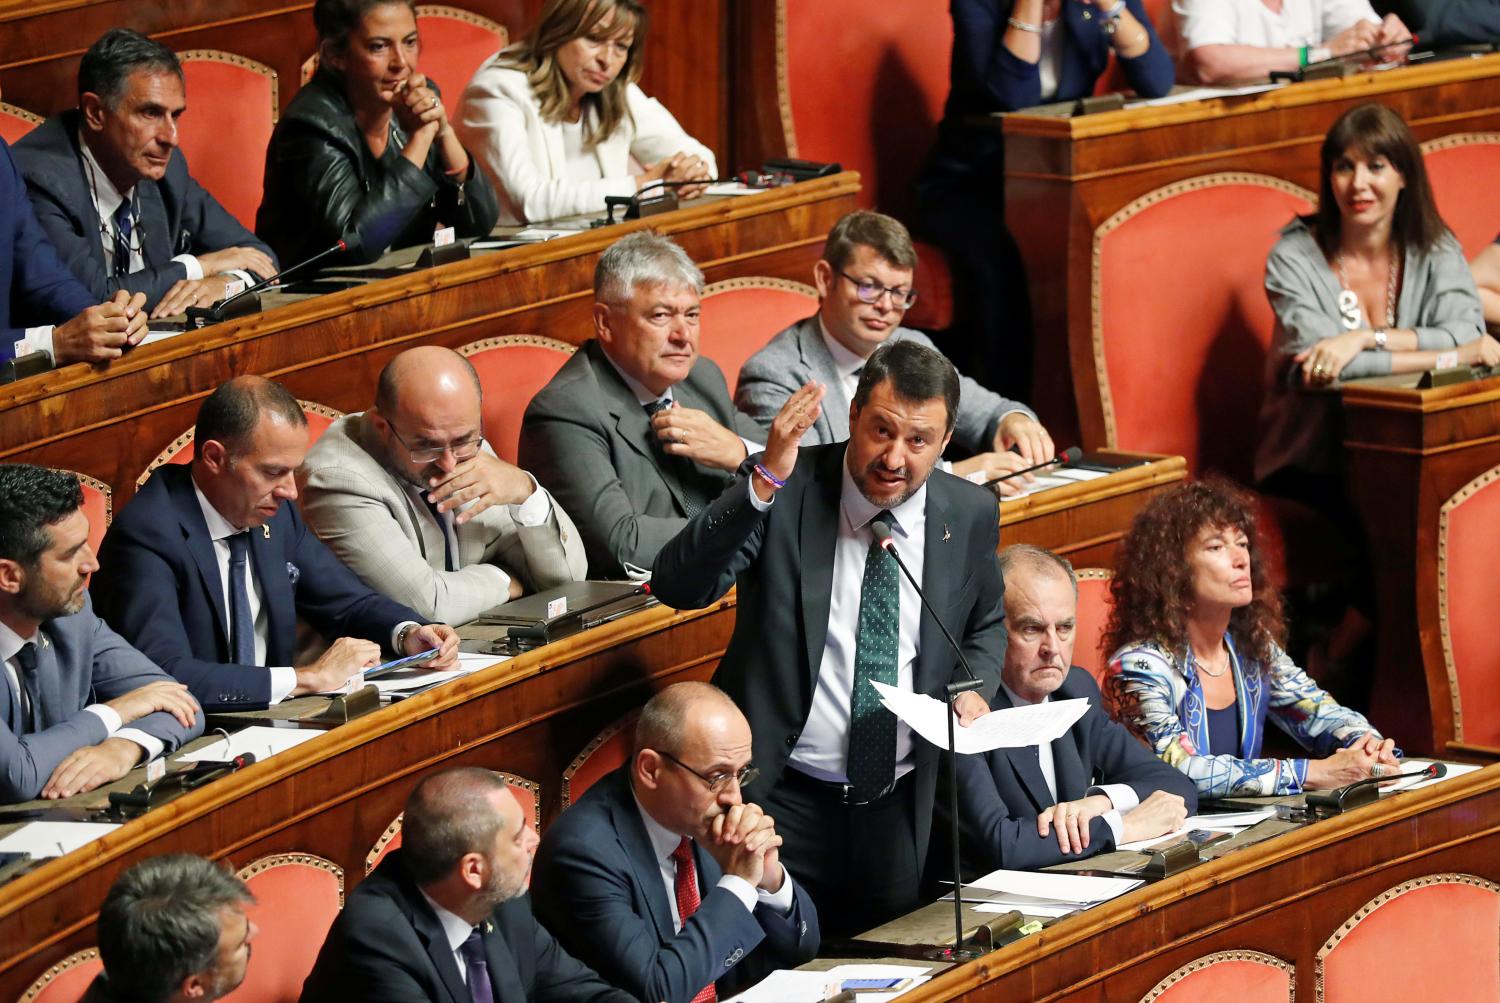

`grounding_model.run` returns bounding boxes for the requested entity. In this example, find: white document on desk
[176,726,321,764]
[1115,809,1275,852]
[962,868,1142,906]
[0,821,120,858]
[456,651,510,673]
[721,970,834,1003]
[870,681,1089,754]
[1380,759,1482,793]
